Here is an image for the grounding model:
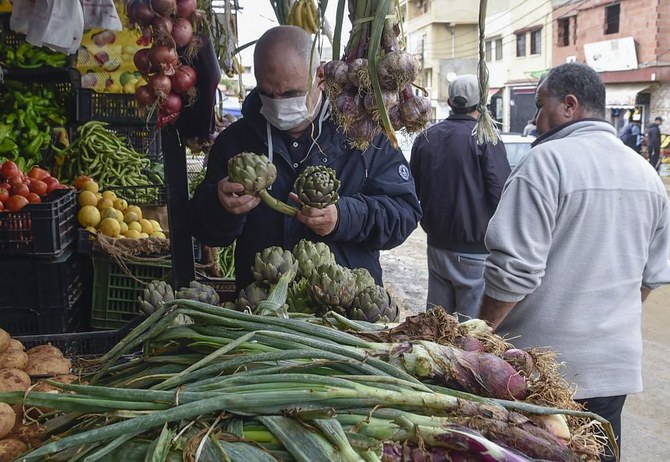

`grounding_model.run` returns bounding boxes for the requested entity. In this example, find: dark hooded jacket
[189,89,422,293]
